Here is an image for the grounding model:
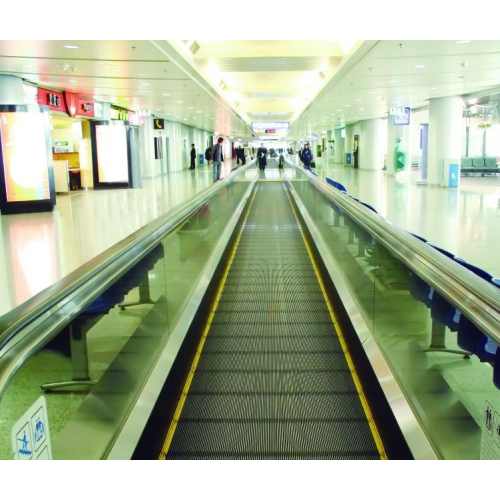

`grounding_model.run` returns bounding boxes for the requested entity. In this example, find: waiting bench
[461,156,500,176]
